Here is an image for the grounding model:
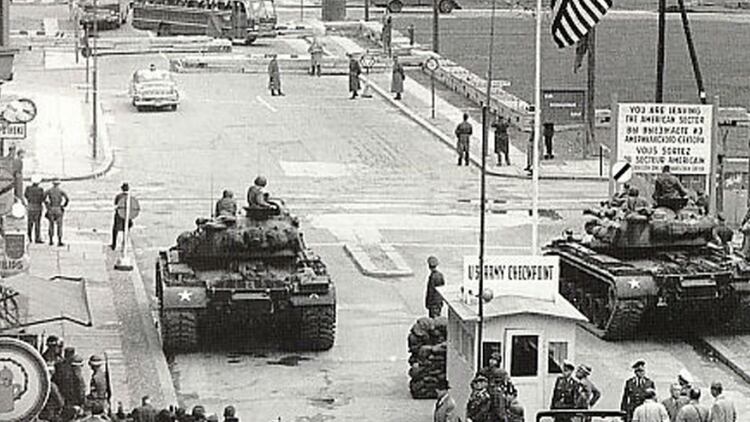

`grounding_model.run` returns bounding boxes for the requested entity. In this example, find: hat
[472,374,488,384]
[563,360,575,370]
[678,369,694,384]
[121,182,130,192]
[89,354,104,366]
[71,354,84,367]
[427,256,439,267]
[577,365,592,377]
[52,178,61,185]
[436,379,450,390]
[224,406,236,417]
[46,335,60,346]
[254,175,267,187]
[31,175,42,184]
[632,360,646,369]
